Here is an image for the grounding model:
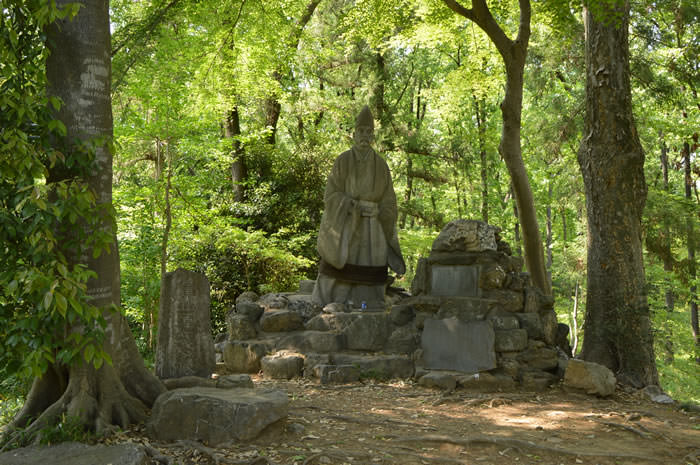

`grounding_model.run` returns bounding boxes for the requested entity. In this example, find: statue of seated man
[312,105,405,310]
